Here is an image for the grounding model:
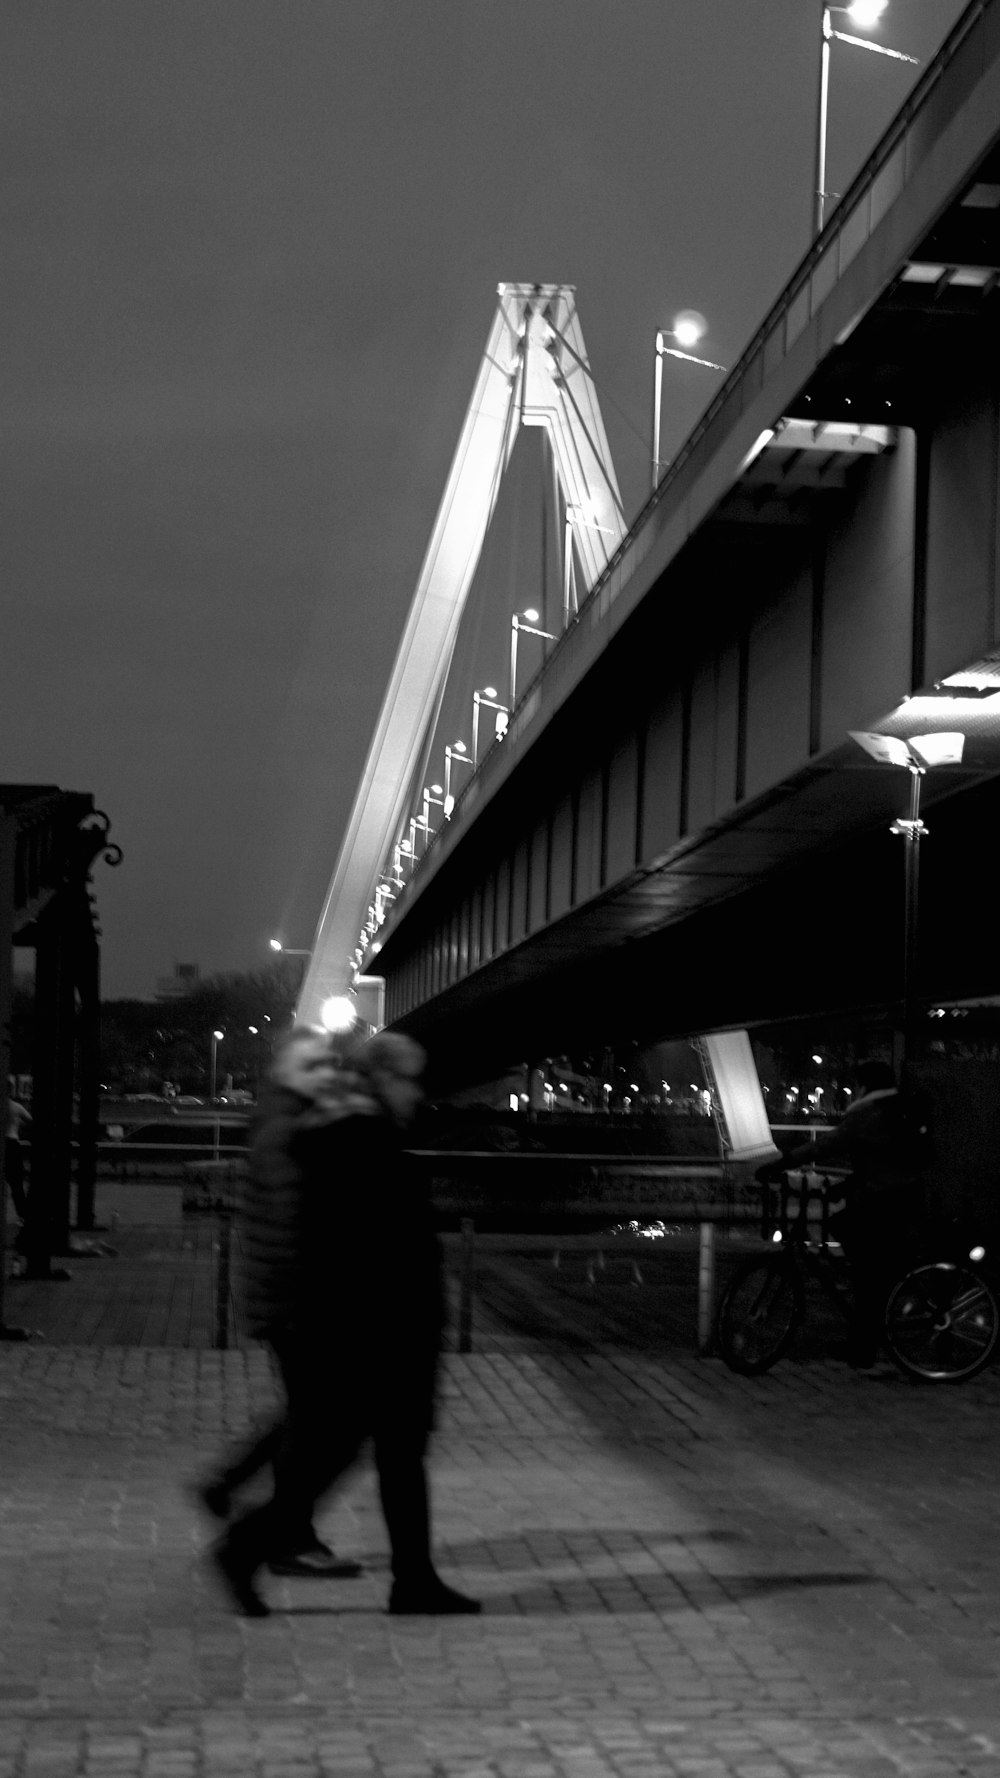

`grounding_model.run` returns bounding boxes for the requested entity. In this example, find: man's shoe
[268,1550,364,1578]
[210,1541,269,1618]
[193,1479,231,1520]
[388,1578,481,1616]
